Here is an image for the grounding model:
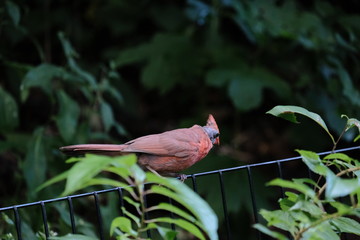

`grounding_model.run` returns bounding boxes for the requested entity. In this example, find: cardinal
[60,114,220,178]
